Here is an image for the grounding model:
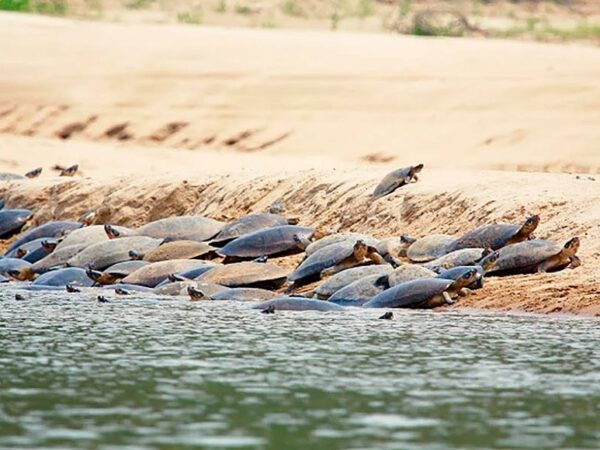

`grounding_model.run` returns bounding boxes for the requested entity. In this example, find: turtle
[0,258,32,278]
[57,225,132,250]
[31,267,94,287]
[189,287,277,302]
[450,215,540,252]
[153,263,219,288]
[363,268,479,309]
[134,216,226,242]
[436,250,500,289]
[66,284,81,293]
[67,236,161,270]
[287,240,385,290]
[210,213,293,246]
[103,224,136,240]
[0,209,33,239]
[379,312,394,320]
[218,225,315,262]
[487,238,580,276]
[97,296,110,303]
[314,265,393,300]
[87,260,150,285]
[0,172,25,181]
[372,164,424,199]
[121,260,214,287]
[252,297,345,312]
[406,234,456,263]
[103,283,154,293]
[28,244,87,276]
[6,220,83,254]
[424,248,491,272]
[328,274,390,307]
[387,264,437,287]
[20,243,51,264]
[197,262,288,289]
[141,240,218,262]
[5,237,49,258]
[303,233,378,257]
[60,164,79,177]
[160,282,228,298]
[375,237,410,264]
[25,167,42,178]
